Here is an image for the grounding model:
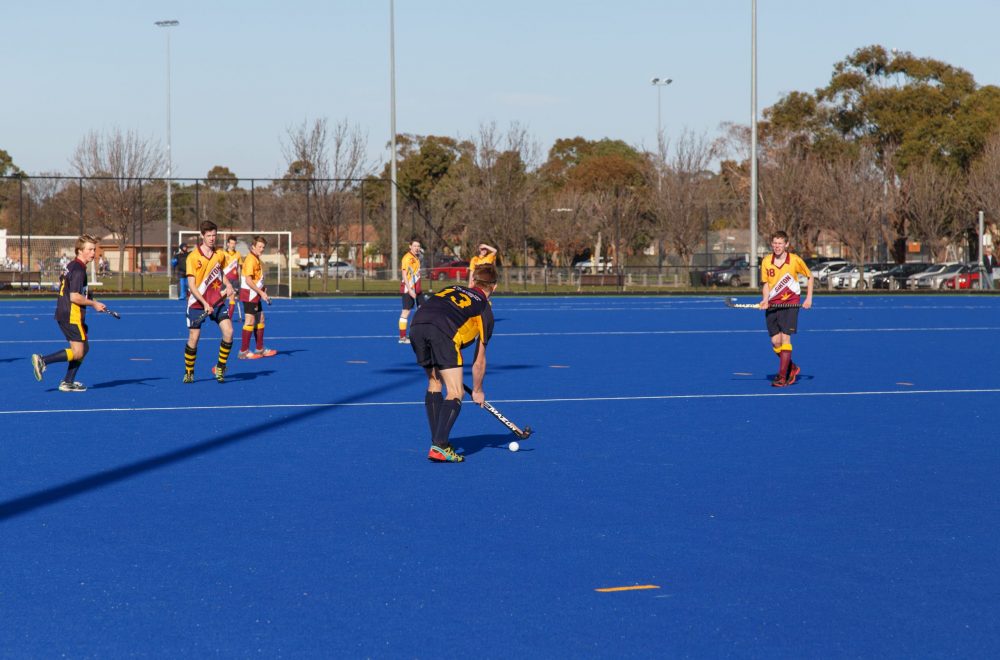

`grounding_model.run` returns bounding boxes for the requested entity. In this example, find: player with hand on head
[183,221,237,383]
[30,235,107,392]
[760,230,813,387]
[238,235,277,359]
[222,235,242,320]
[398,239,423,344]
[409,263,498,463]
[467,243,498,288]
